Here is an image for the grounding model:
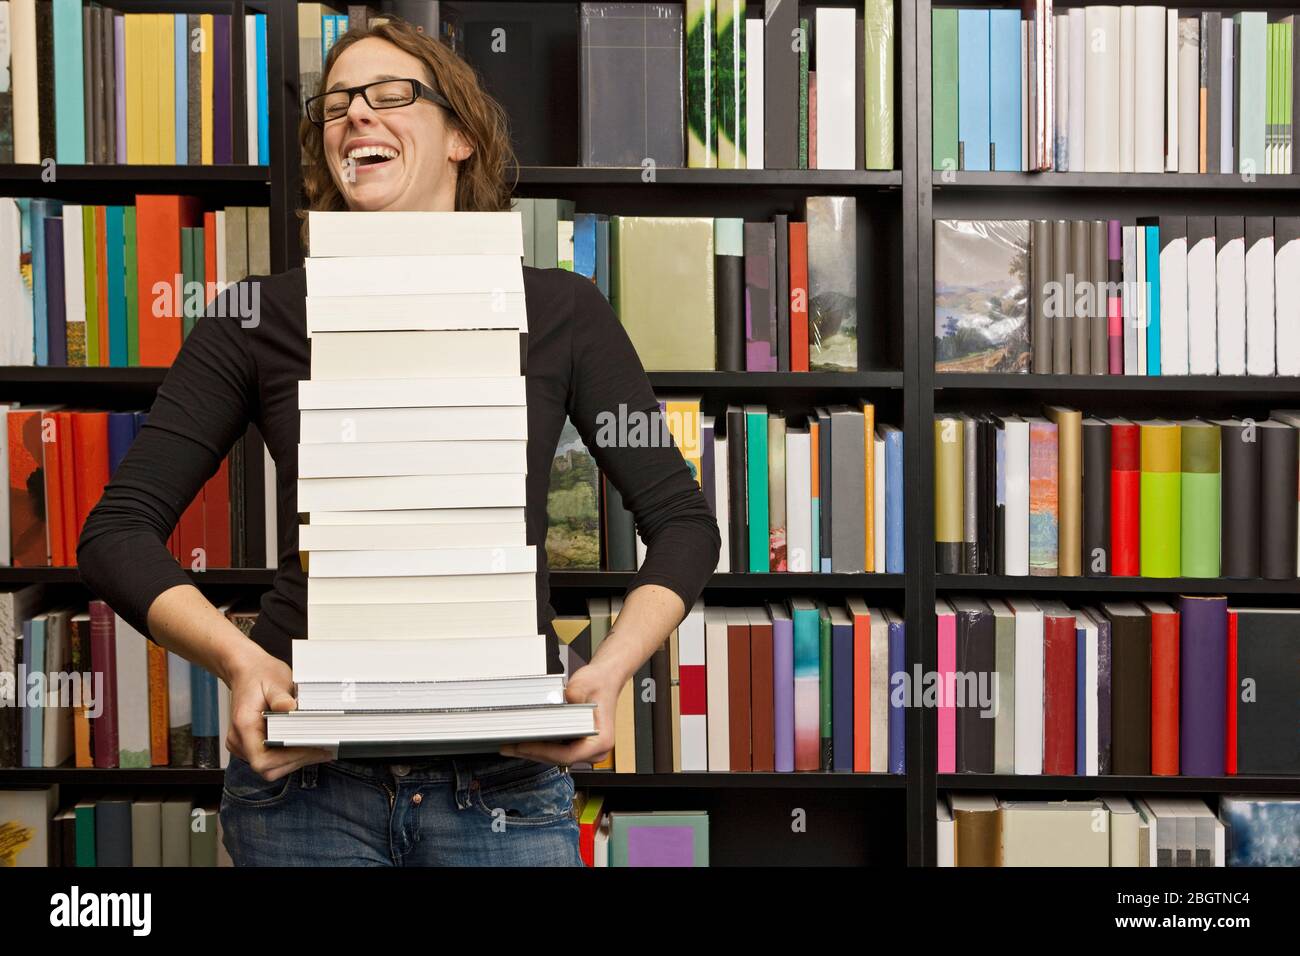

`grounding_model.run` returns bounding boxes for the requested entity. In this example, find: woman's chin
[342,183,405,212]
